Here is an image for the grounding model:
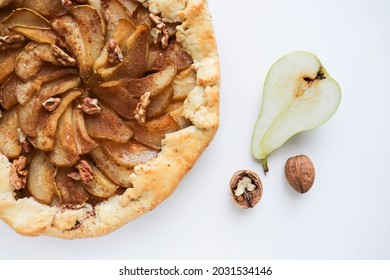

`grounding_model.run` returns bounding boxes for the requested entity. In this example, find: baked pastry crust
[0,0,219,239]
